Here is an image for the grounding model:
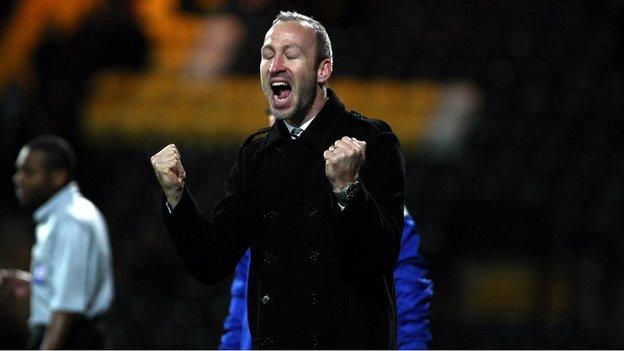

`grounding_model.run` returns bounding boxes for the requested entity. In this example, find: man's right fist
[151,143,187,208]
